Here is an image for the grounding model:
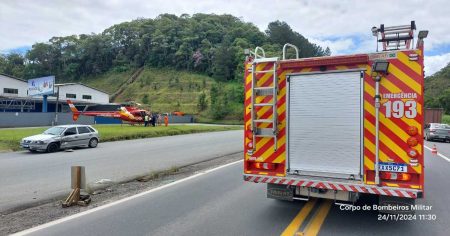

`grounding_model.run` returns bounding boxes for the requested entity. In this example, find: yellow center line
[301,200,332,236]
[281,199,317,236]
